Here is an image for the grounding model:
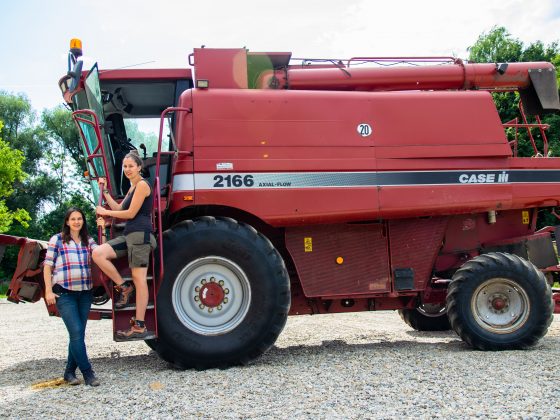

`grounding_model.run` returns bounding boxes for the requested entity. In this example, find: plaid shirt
[44,234,98,291]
